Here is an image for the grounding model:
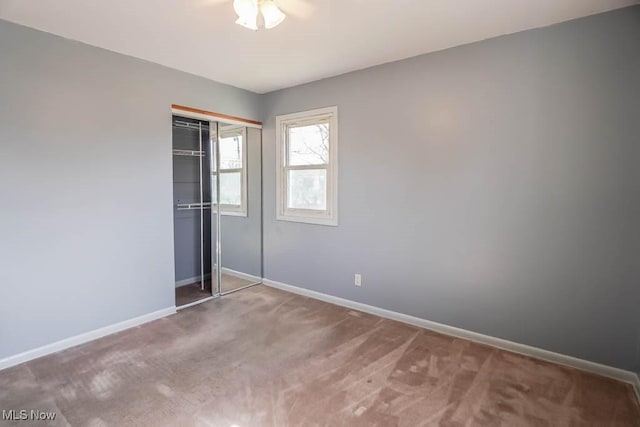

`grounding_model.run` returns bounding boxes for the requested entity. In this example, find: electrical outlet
[354,274,362,287]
